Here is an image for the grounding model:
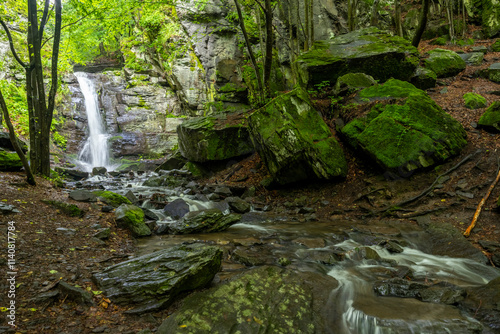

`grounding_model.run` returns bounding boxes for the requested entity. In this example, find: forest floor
[1,39,500,333]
